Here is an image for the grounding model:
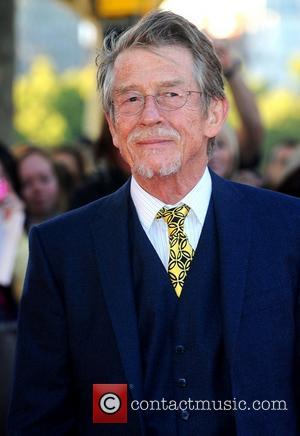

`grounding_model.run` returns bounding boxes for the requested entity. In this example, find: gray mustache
[128,127,180,143]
